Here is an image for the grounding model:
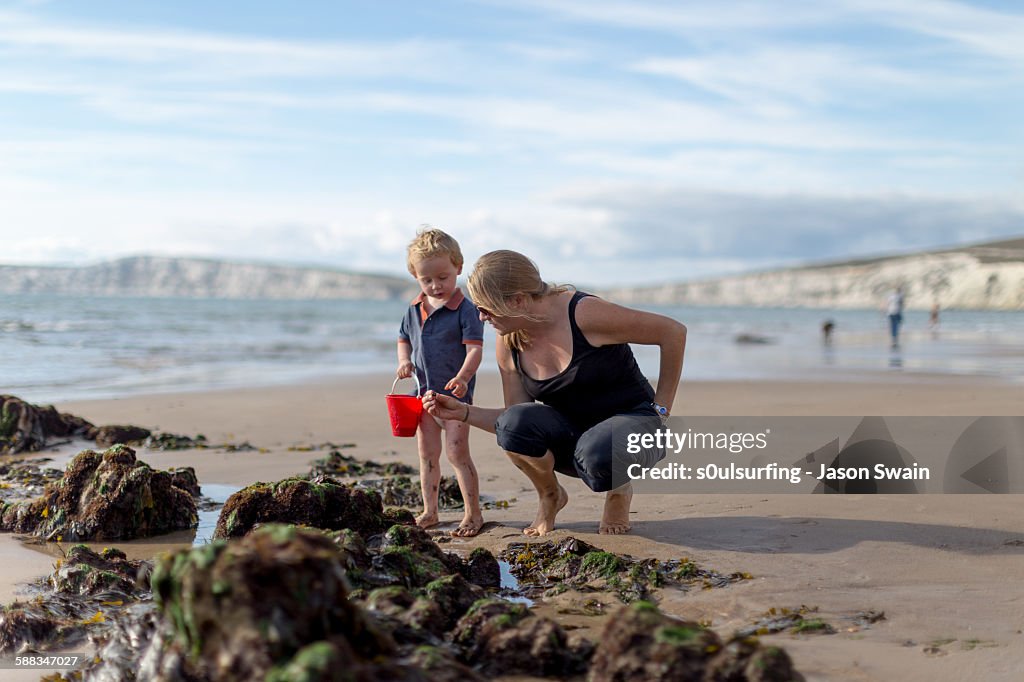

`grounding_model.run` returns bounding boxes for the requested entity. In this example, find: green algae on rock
[120,524,476,681]
[0,543,150,657]
[0,445,197,541]
[451,598,593,678]
[0,395,95,455]
[500,537,753,603]
[589,601,803,682]
[212,476,404,540]
[308,448,415,478]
